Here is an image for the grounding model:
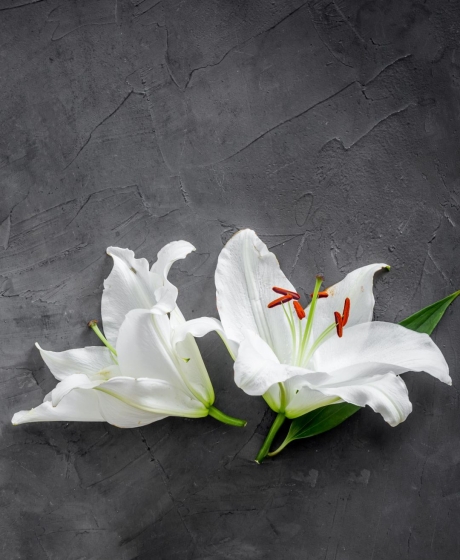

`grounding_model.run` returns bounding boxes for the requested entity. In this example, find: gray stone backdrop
[1,1,460,558]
